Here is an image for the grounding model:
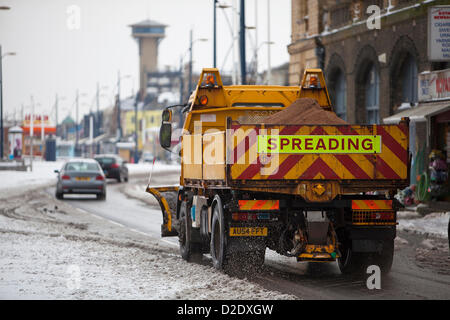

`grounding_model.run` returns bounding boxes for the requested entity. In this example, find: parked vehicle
[147,68,410,275]
[55,158,106,200]
[94,154,129,182]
